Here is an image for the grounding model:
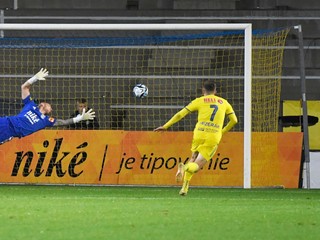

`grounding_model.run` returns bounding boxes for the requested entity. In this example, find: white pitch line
[2,196,319,201]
